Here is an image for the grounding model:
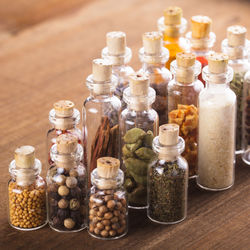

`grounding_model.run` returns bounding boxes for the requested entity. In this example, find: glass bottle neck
[142,62,165,71]
[89,90,115,99]
[126,102,152,112]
